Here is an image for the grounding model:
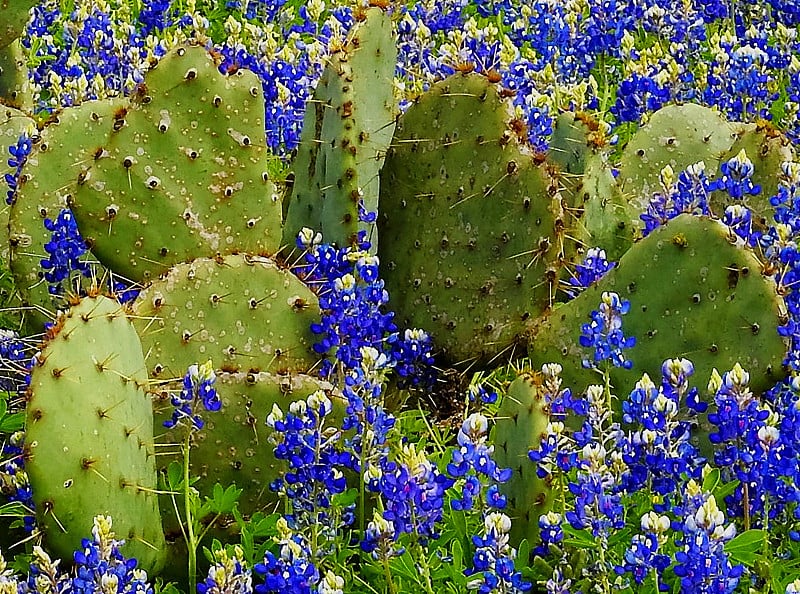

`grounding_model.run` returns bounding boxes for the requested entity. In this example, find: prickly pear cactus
[24,294,165,572]
[10,99,122,333]
[0,1,35,49]
[548,111,598,177]
[283,7,397,252]
[493,372,555,548]
[528,214,787,398]
[617,104,741,213]
[0,40,31,108]
[379,72,568,366]
[132,254,320,378]
[548,111,637,260]
[71,44,283,282]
